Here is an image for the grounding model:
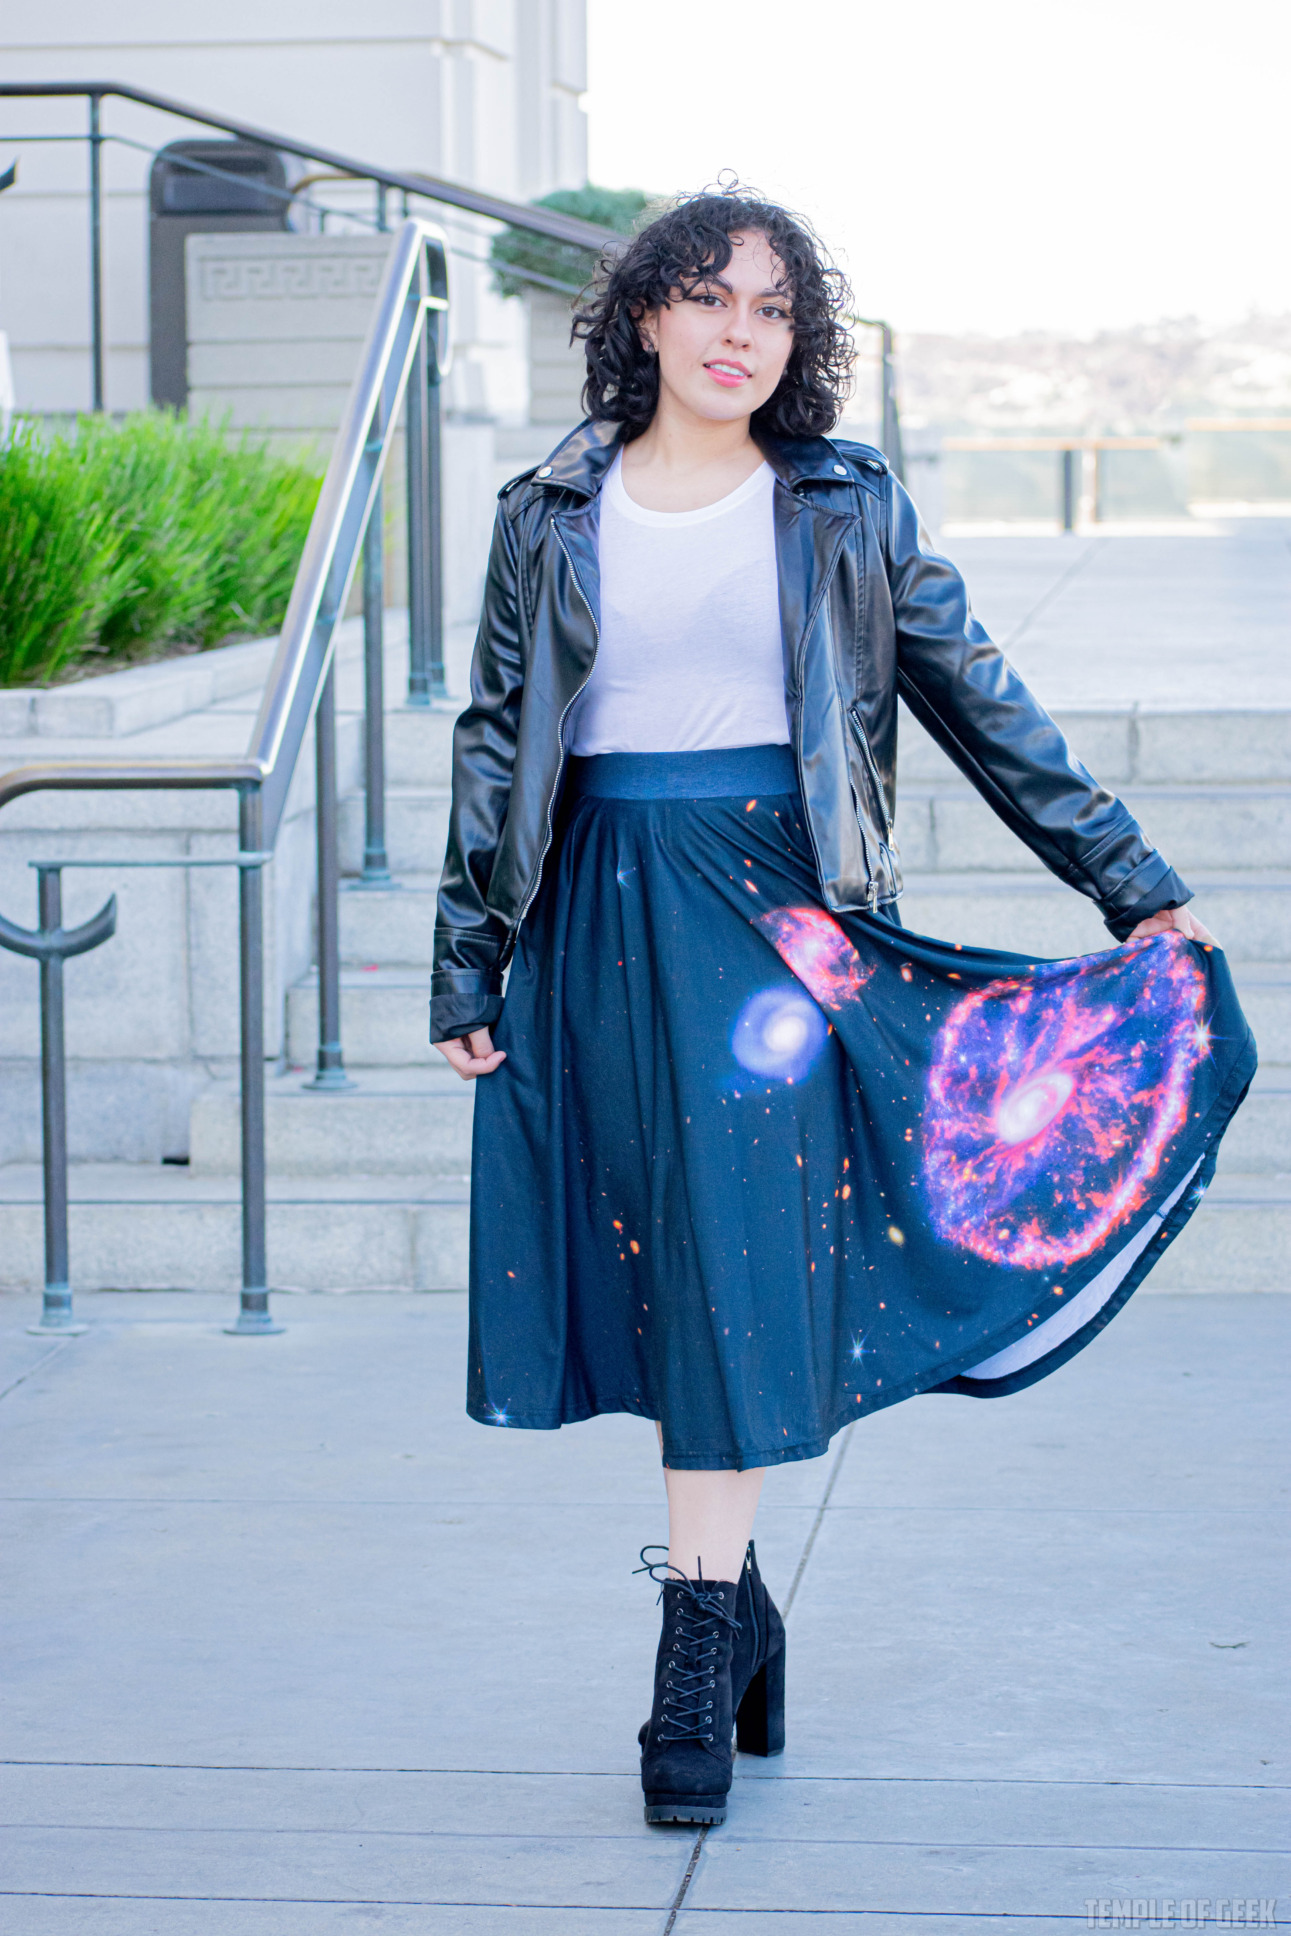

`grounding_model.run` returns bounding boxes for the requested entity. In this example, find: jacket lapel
[772,483,859,685]
[551,498,602,664]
